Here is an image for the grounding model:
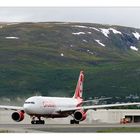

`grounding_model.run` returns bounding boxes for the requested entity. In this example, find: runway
[1,110,140,132]
[1,123,140,133]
